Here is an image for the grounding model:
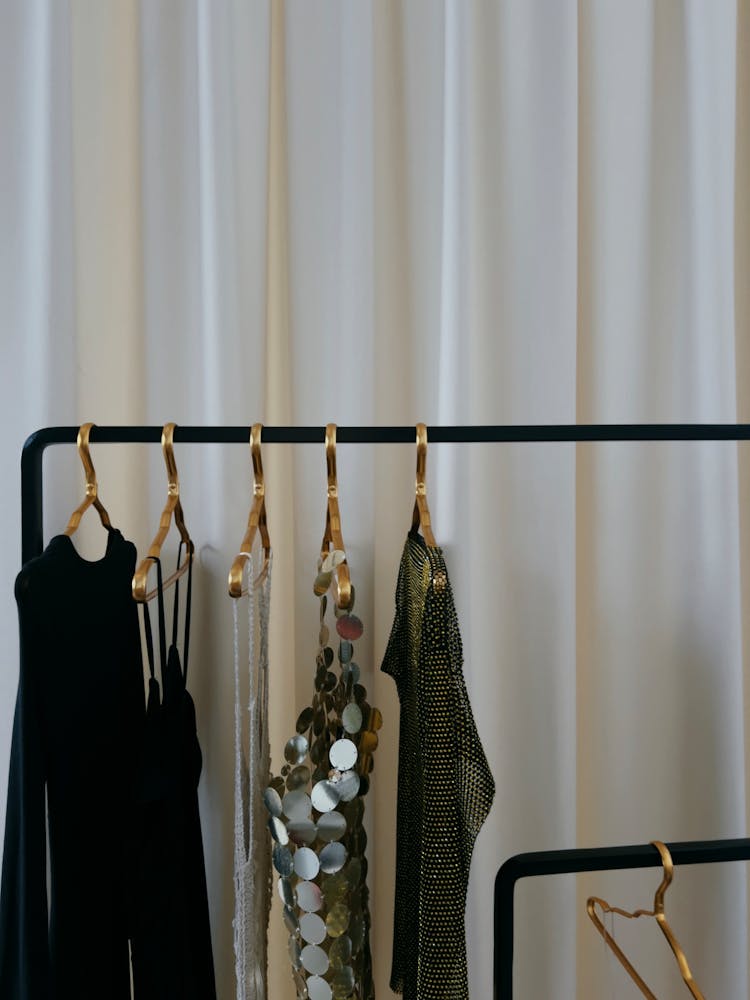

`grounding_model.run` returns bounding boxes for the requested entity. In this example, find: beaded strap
[232,553,273,1000]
